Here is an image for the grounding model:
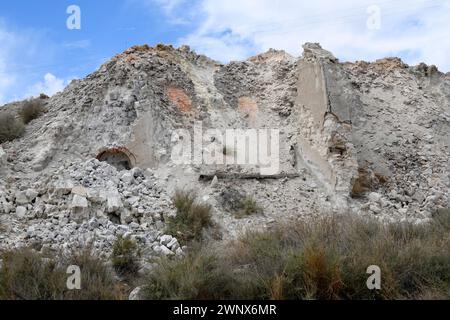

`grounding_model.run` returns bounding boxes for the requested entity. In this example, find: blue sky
[1,0,449,104]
